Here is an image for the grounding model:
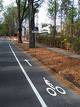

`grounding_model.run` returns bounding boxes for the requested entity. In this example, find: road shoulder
[13,41,80,95]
